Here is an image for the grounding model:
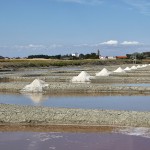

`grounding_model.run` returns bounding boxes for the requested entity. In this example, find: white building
[99,56,116,60]
[72,53,79,57]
